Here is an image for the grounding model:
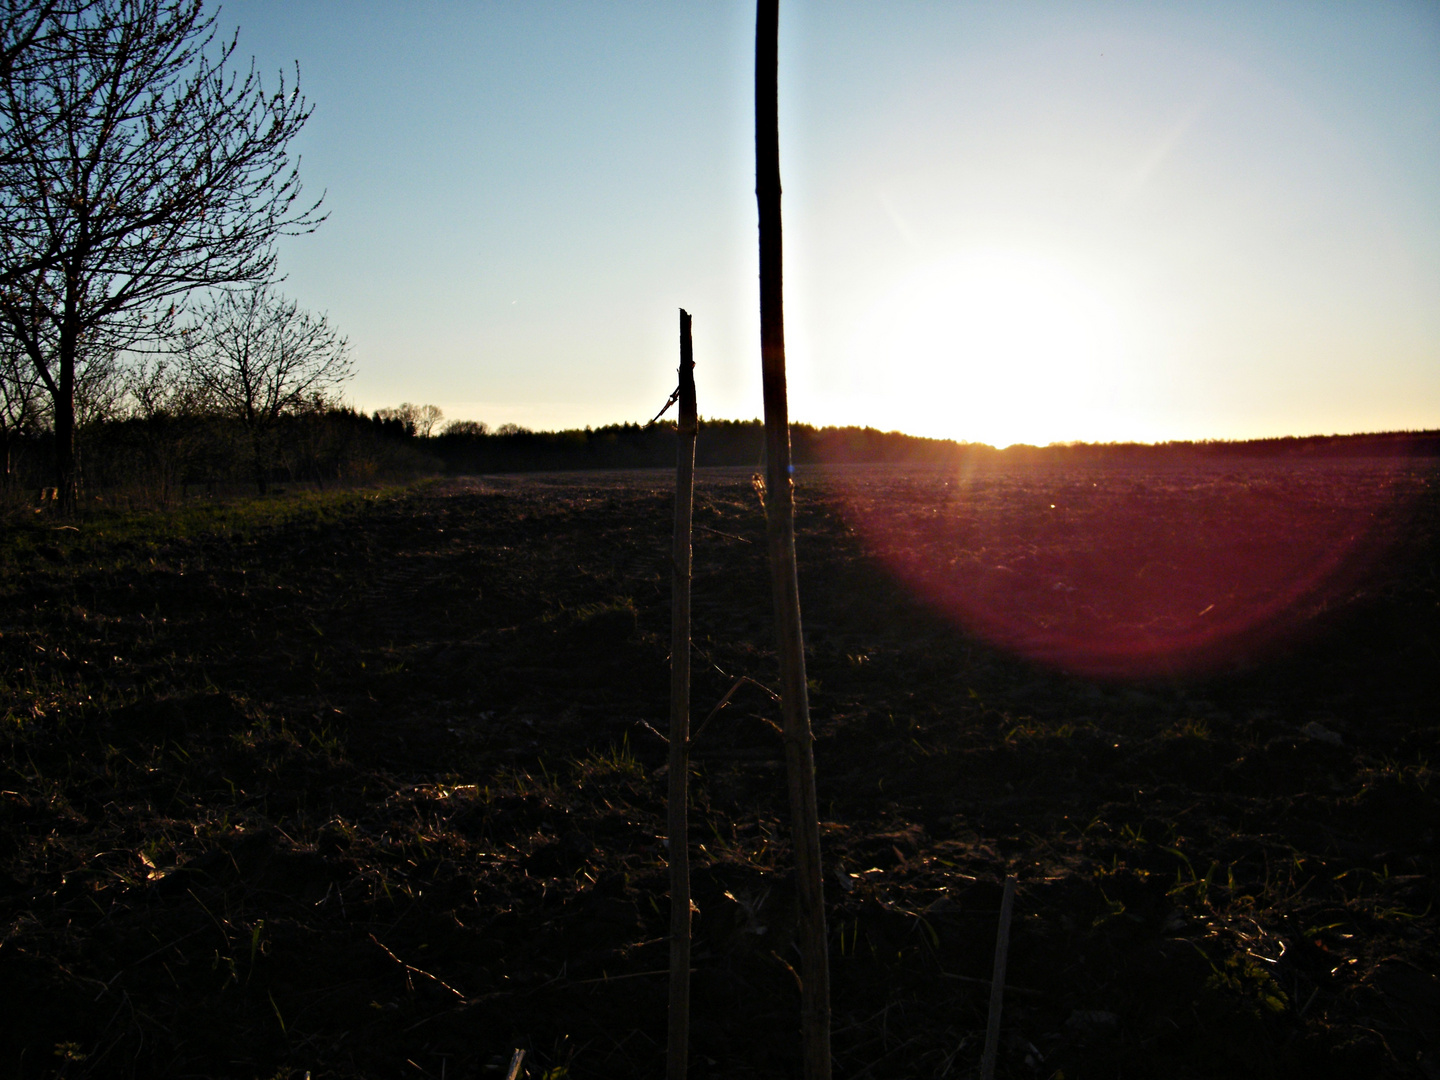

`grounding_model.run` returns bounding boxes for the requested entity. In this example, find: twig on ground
[980,875,1018,1080]
[635,719,669,745]
[938,971,1045,998]
[690,673,782,745]
[369,933,465,999]
[695,523,752,544]
[572,967,697,986]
